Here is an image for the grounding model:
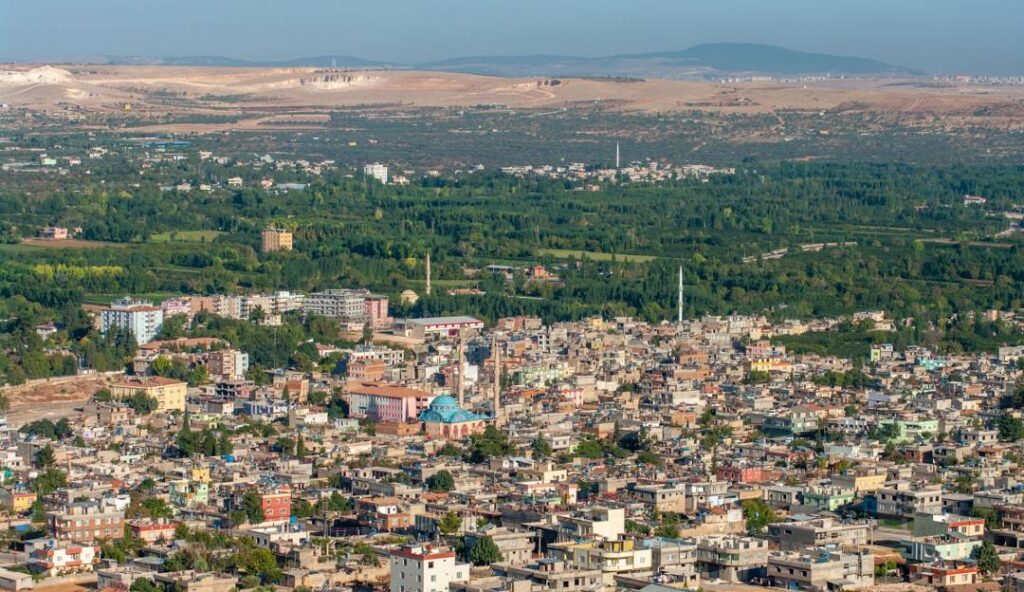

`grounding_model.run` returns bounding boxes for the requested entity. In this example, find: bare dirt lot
[1,375,110,427]
[1,65,1023,134]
